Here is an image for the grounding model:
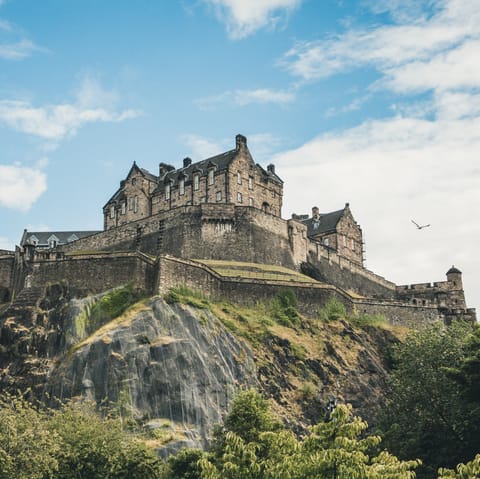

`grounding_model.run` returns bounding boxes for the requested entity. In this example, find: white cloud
[0,38,39,60]
[282,0,480,95]
[182,134,230,159]
[0,164,47,211]
[0,77,141,140]
[197,88,295,109]
[274,113,480,311]
[204,0,301,39]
